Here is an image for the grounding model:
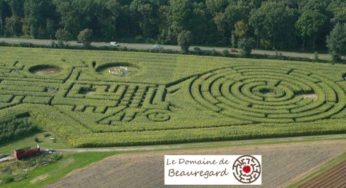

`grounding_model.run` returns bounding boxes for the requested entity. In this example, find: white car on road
[110,41,120,47]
